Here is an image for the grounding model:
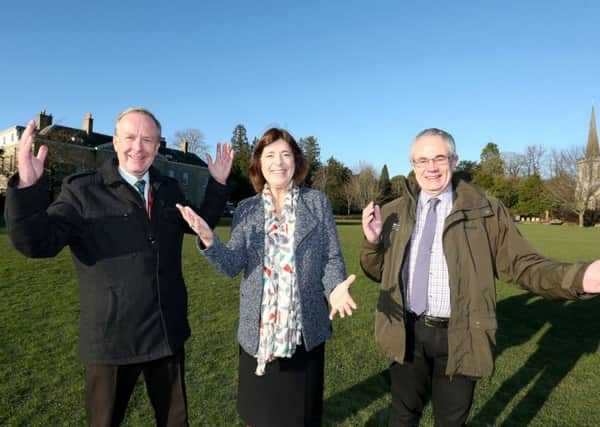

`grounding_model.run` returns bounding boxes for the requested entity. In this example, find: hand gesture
[583,259,600,294]
[175,204,214,247]
[329,274,357,320]
[362,201,382,244]
[17,120,48,188]
[206,142,234,185]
